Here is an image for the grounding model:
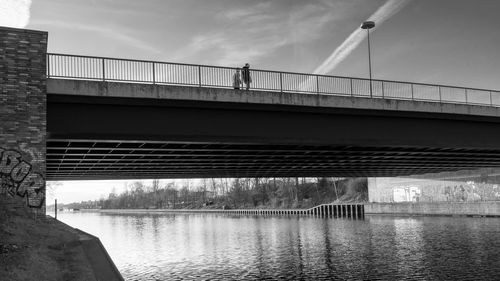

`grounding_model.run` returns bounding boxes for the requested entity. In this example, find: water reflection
[58,212,500,280]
